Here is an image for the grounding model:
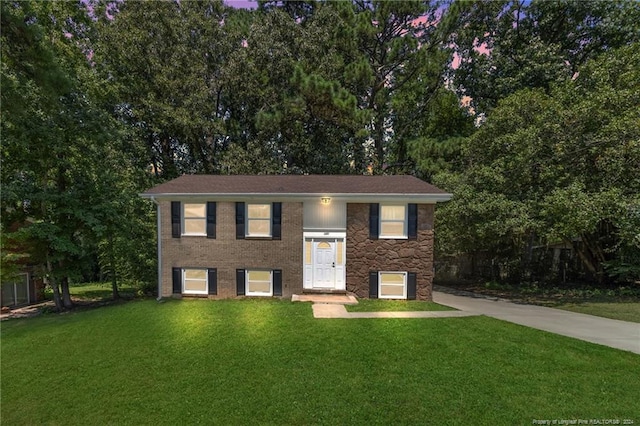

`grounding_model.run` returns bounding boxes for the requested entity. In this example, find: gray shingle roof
[142,175,447,196]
